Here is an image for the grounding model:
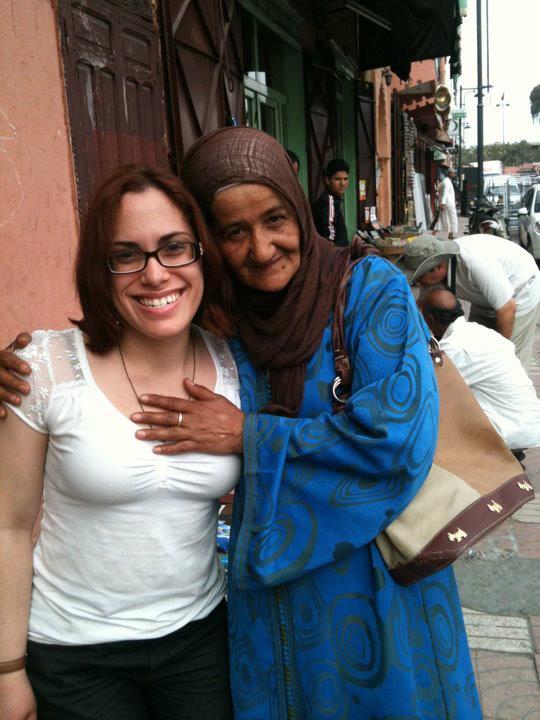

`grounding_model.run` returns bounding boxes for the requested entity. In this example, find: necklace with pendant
[118,332,197,422]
